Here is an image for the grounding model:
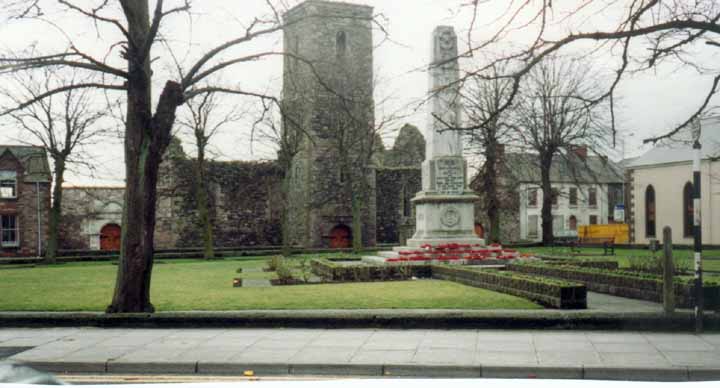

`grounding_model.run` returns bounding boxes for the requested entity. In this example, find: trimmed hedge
[508,262,720,309]
[431,265,586,309]
[310,259,431,282]
[539,255,620,270]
